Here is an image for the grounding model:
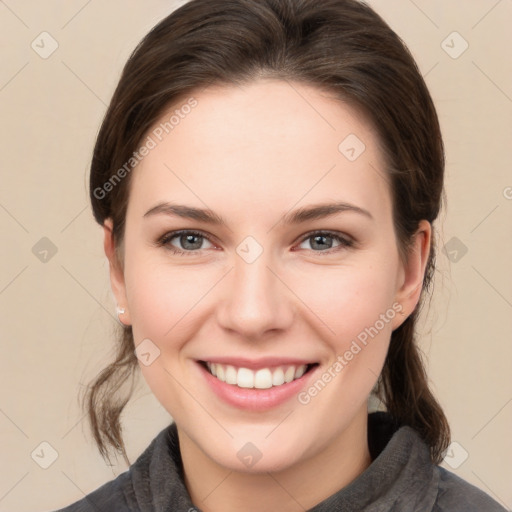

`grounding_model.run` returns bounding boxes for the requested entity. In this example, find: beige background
[0,1,511,511]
